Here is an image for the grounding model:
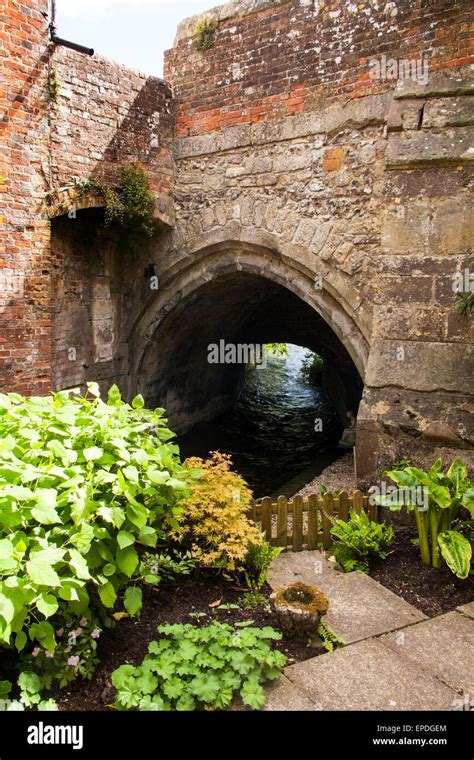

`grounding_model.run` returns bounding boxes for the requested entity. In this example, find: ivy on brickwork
[193,17,218,52]
[47,69,61,103]
[77,164,156,238]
